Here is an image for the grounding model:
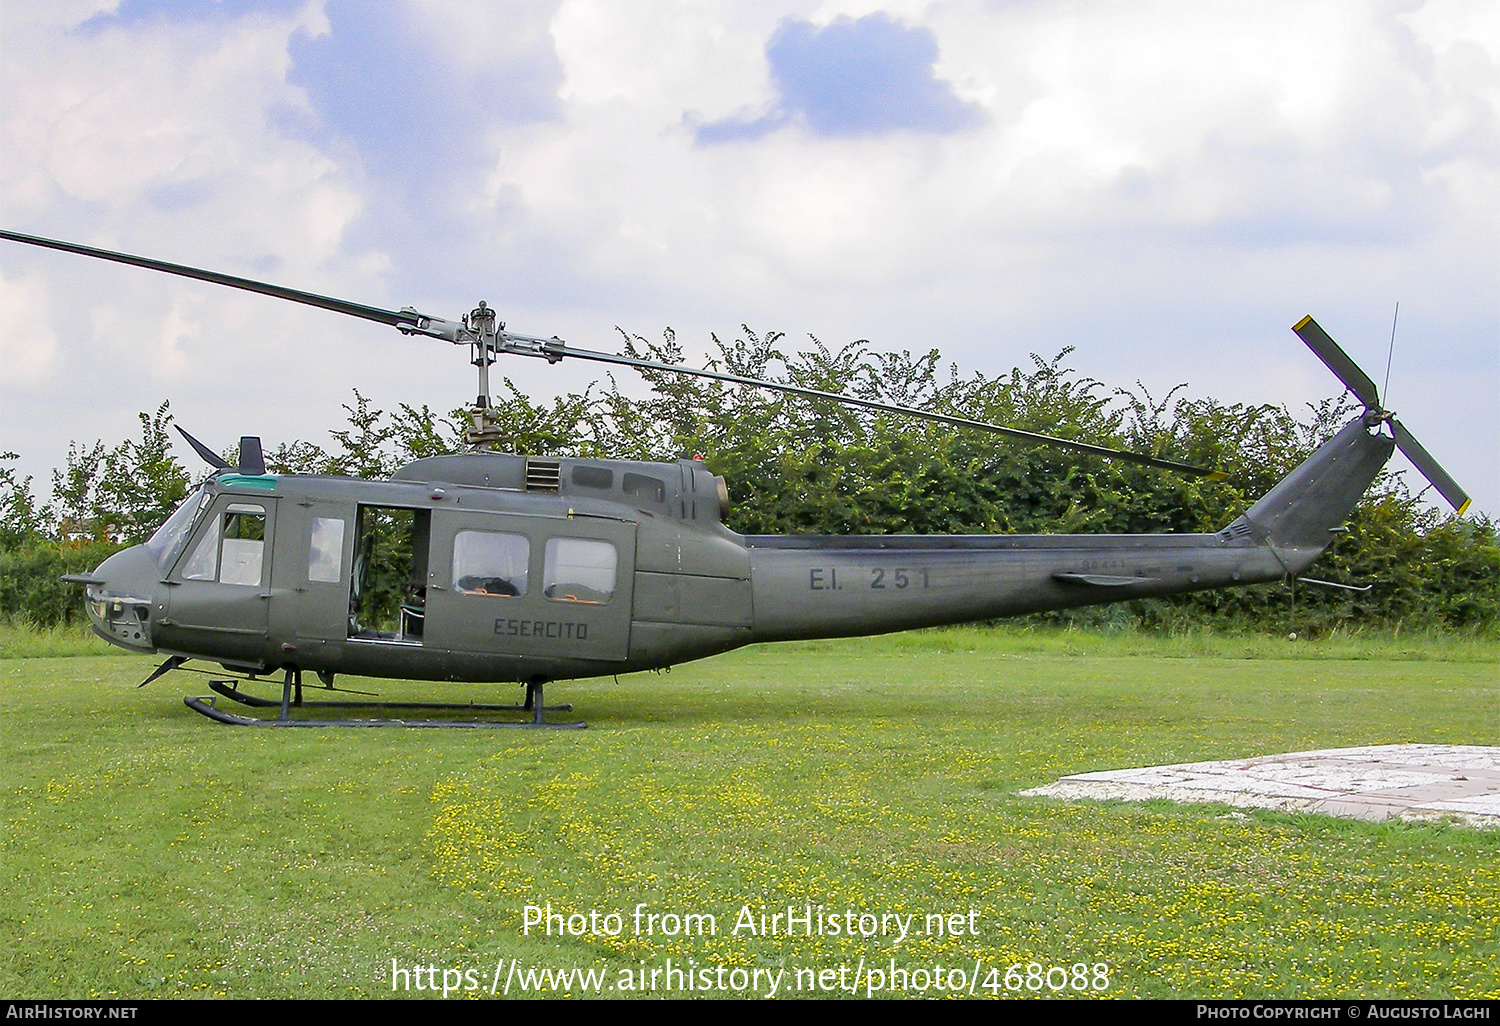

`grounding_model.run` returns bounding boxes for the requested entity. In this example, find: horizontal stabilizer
[1053,573,1156,587]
